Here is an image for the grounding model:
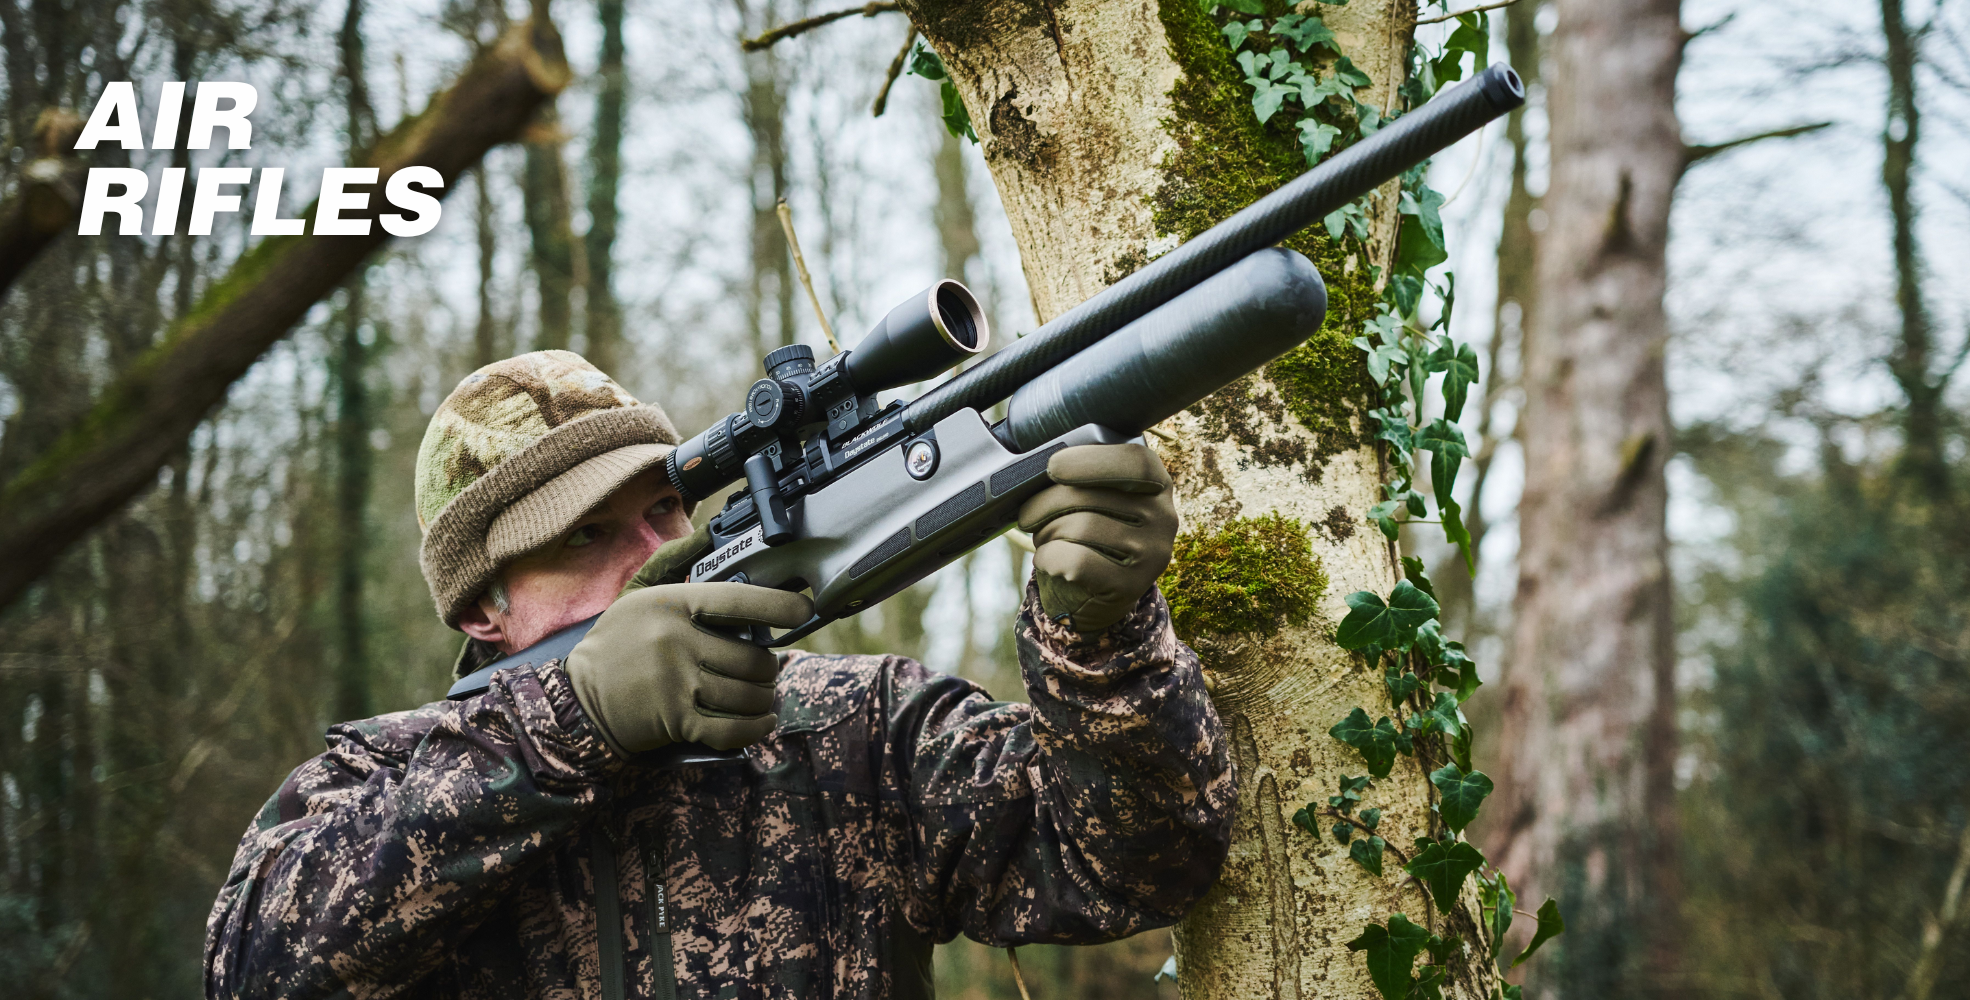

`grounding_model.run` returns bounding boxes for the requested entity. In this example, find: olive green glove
[1018,443,1178,635]
[567,583,814,755]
